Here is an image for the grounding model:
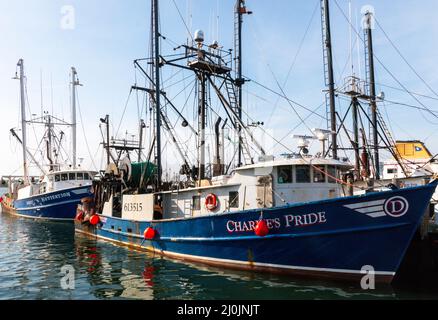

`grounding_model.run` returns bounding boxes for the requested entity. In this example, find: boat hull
[75,183,437,283]
[3,185,92,221]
